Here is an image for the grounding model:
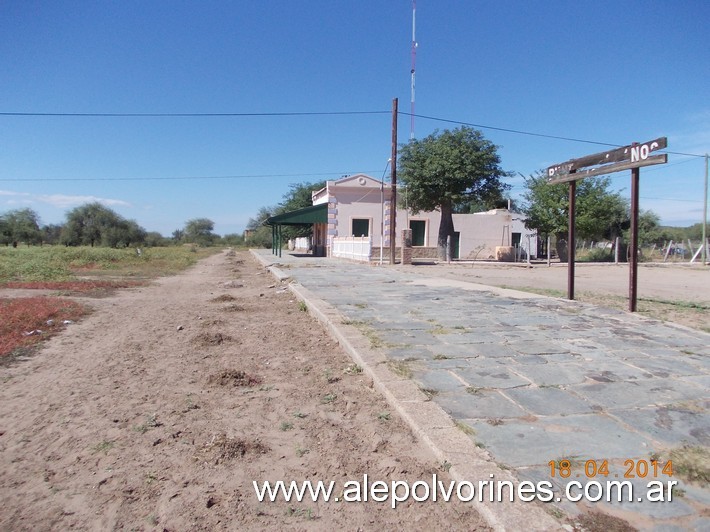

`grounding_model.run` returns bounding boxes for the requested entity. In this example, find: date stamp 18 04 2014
[549,459,674,479]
